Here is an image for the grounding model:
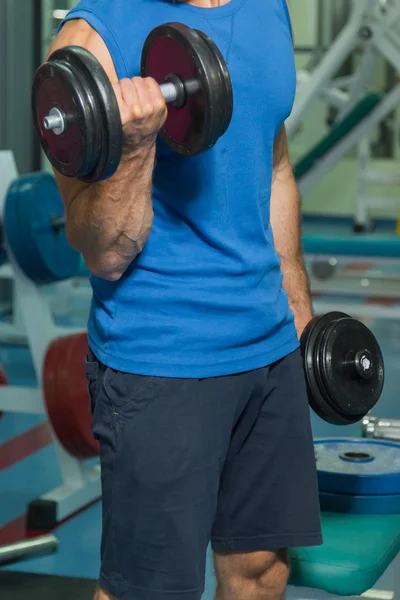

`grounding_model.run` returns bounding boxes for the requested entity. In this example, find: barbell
[31,22,234,183]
